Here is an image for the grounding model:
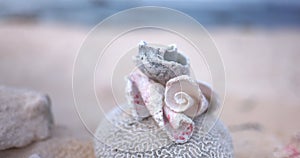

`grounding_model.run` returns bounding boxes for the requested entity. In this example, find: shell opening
[163,51,187,66]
